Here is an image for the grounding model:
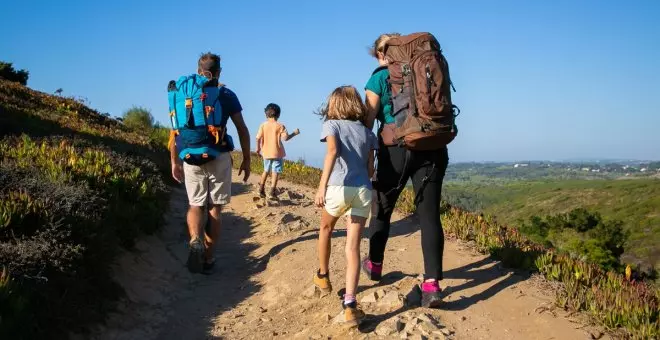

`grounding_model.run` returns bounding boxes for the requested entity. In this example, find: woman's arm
[365,90,381,130]
[315,135,338,207]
